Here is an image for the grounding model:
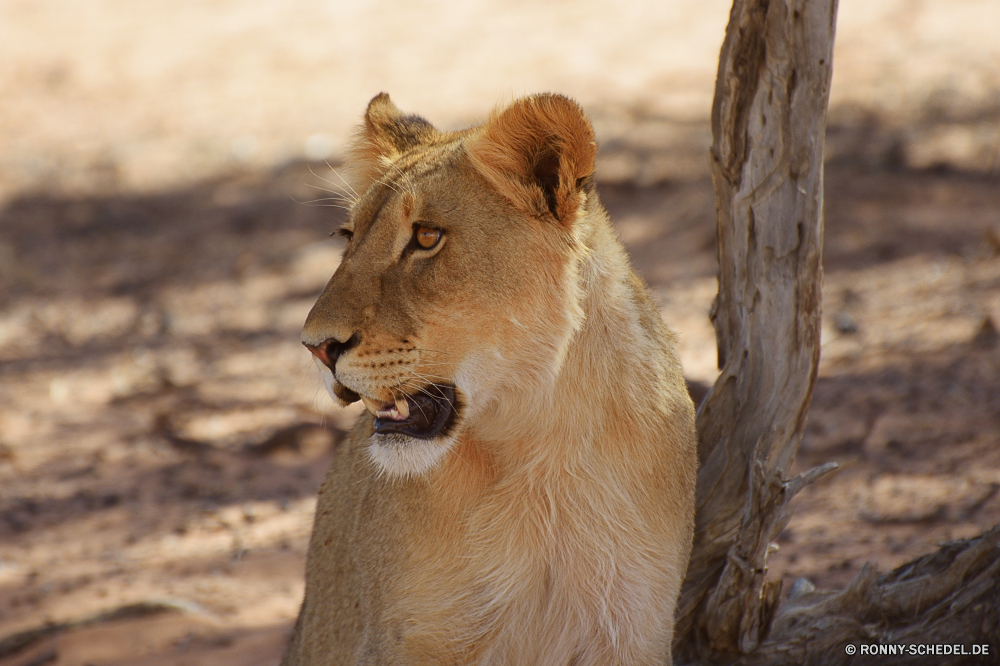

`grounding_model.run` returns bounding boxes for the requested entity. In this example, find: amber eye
[414,226,442,250]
